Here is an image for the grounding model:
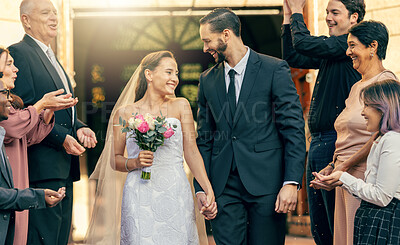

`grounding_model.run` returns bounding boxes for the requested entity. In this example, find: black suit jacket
[195,49,306,197]
[0,128,46,245]
[8,35,86,182]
